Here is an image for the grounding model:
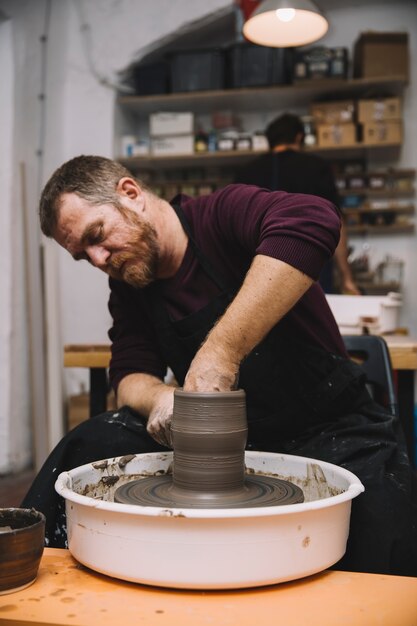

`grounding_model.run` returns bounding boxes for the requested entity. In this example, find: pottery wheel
[114,474,304,509]
[114,390,304,509]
